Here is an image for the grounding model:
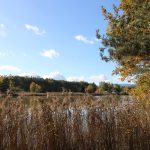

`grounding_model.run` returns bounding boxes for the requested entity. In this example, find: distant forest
[0,76,131,94]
